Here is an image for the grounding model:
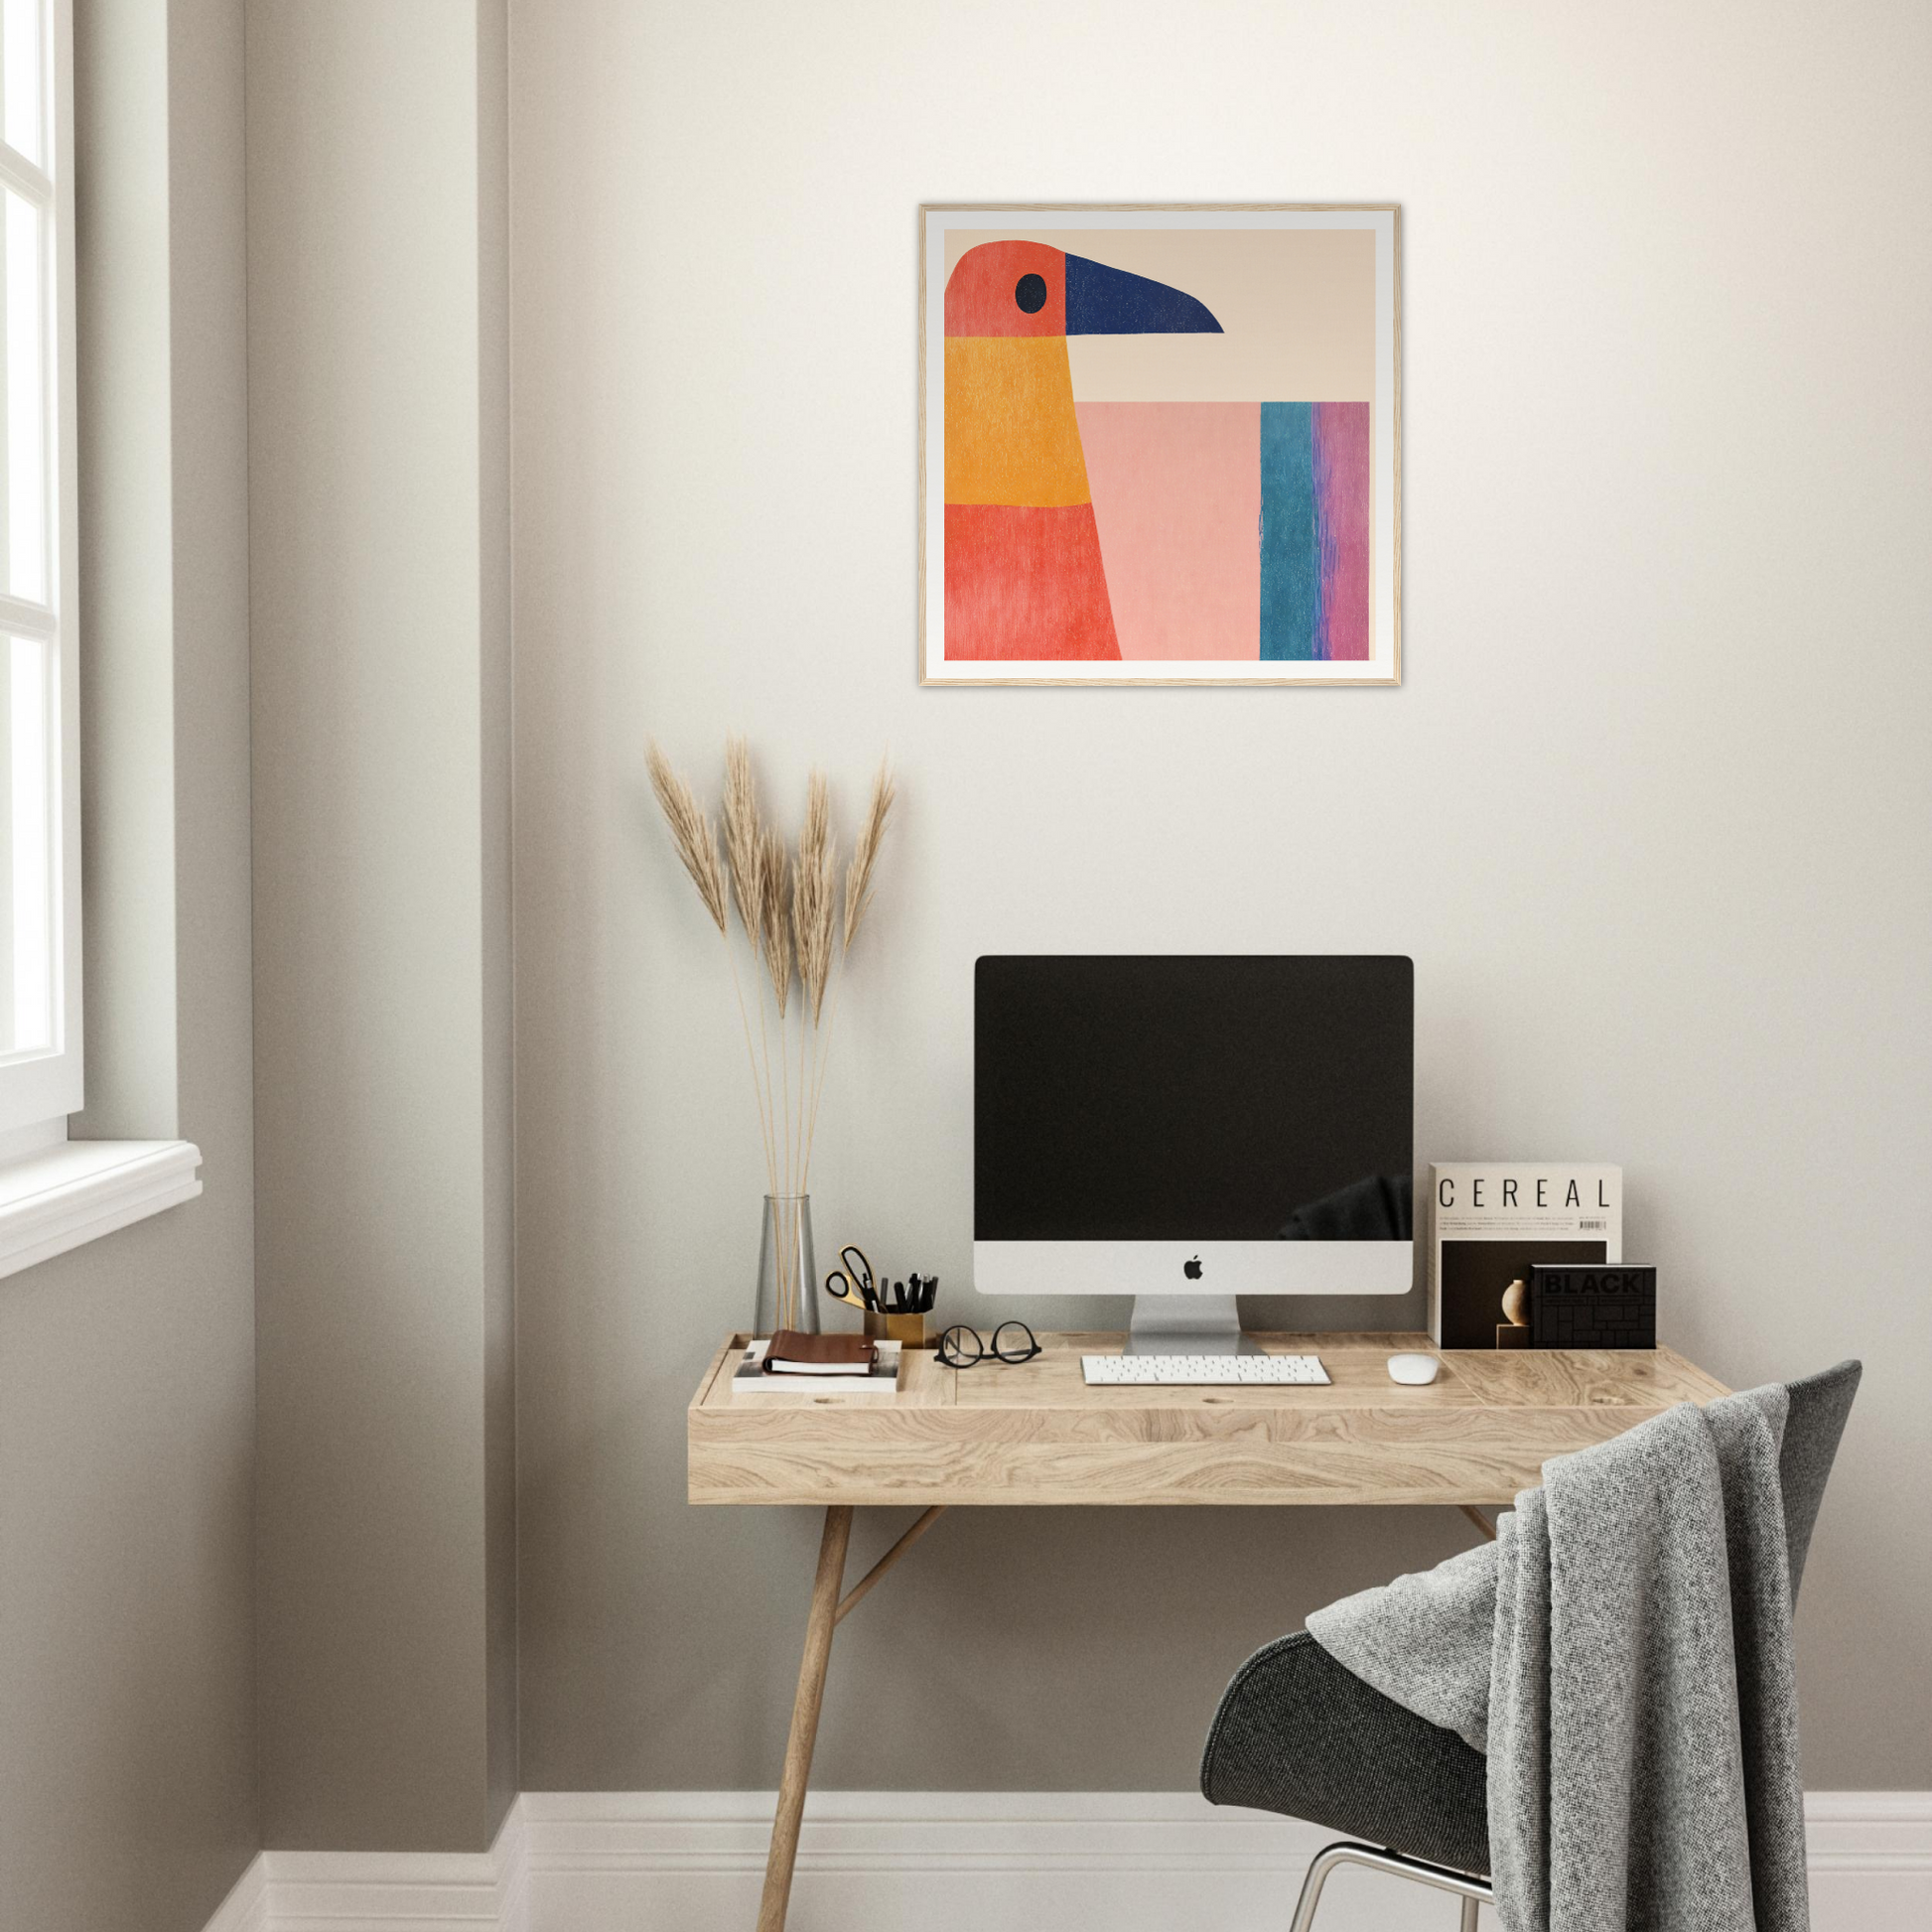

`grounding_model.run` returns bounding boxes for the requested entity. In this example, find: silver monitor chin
[971,1241,1414,1353]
